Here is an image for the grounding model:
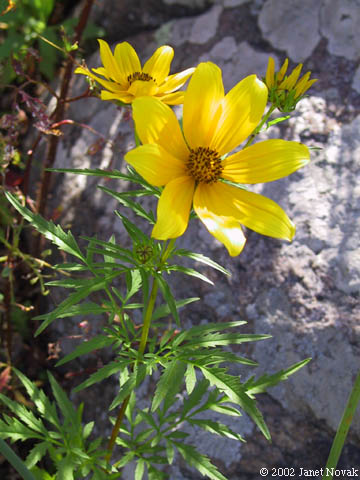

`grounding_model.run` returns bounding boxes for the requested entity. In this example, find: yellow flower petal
[75,66,125,93]
[156,91,184,105]
[277,58,289,82]
[98,39,124,83]
[152,176,195,239]
[125,144,186,186]
[194,184,246,256]
[210,75,268,156]
[127,80,159,97]
[113,42,141,81]
[132,97,189,160]
[143,45,174,85]
[195,182,295,241]
[265,57,275,88]
[100,90,134,103]
[279,63,302,90]
[222,139,310,184]
[157,68,195,93]
[183,62,224,149]
[92,67,110,79]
